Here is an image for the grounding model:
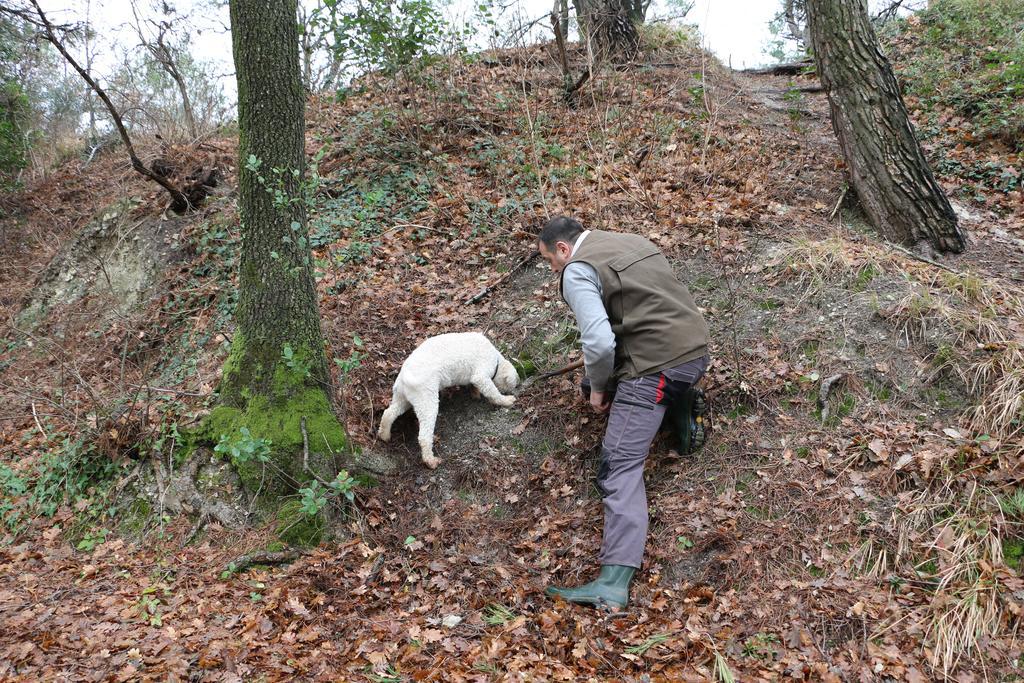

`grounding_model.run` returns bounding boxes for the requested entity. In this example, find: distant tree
[0,1,199,211]
[0,17,32,186]
[130,1,199,139]
[210,0,347,496]
[805,0,966,253]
